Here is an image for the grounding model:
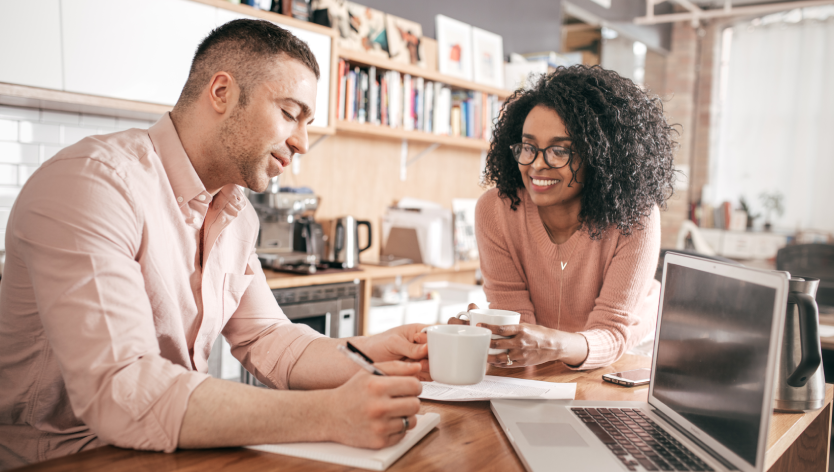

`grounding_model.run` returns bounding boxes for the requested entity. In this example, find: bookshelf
[335,47,511,152]
[338,48,511,99]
